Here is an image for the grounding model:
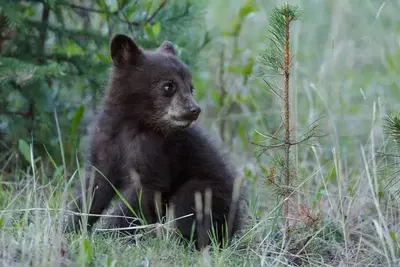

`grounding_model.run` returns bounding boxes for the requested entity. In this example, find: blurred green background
[1,0,400,193]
